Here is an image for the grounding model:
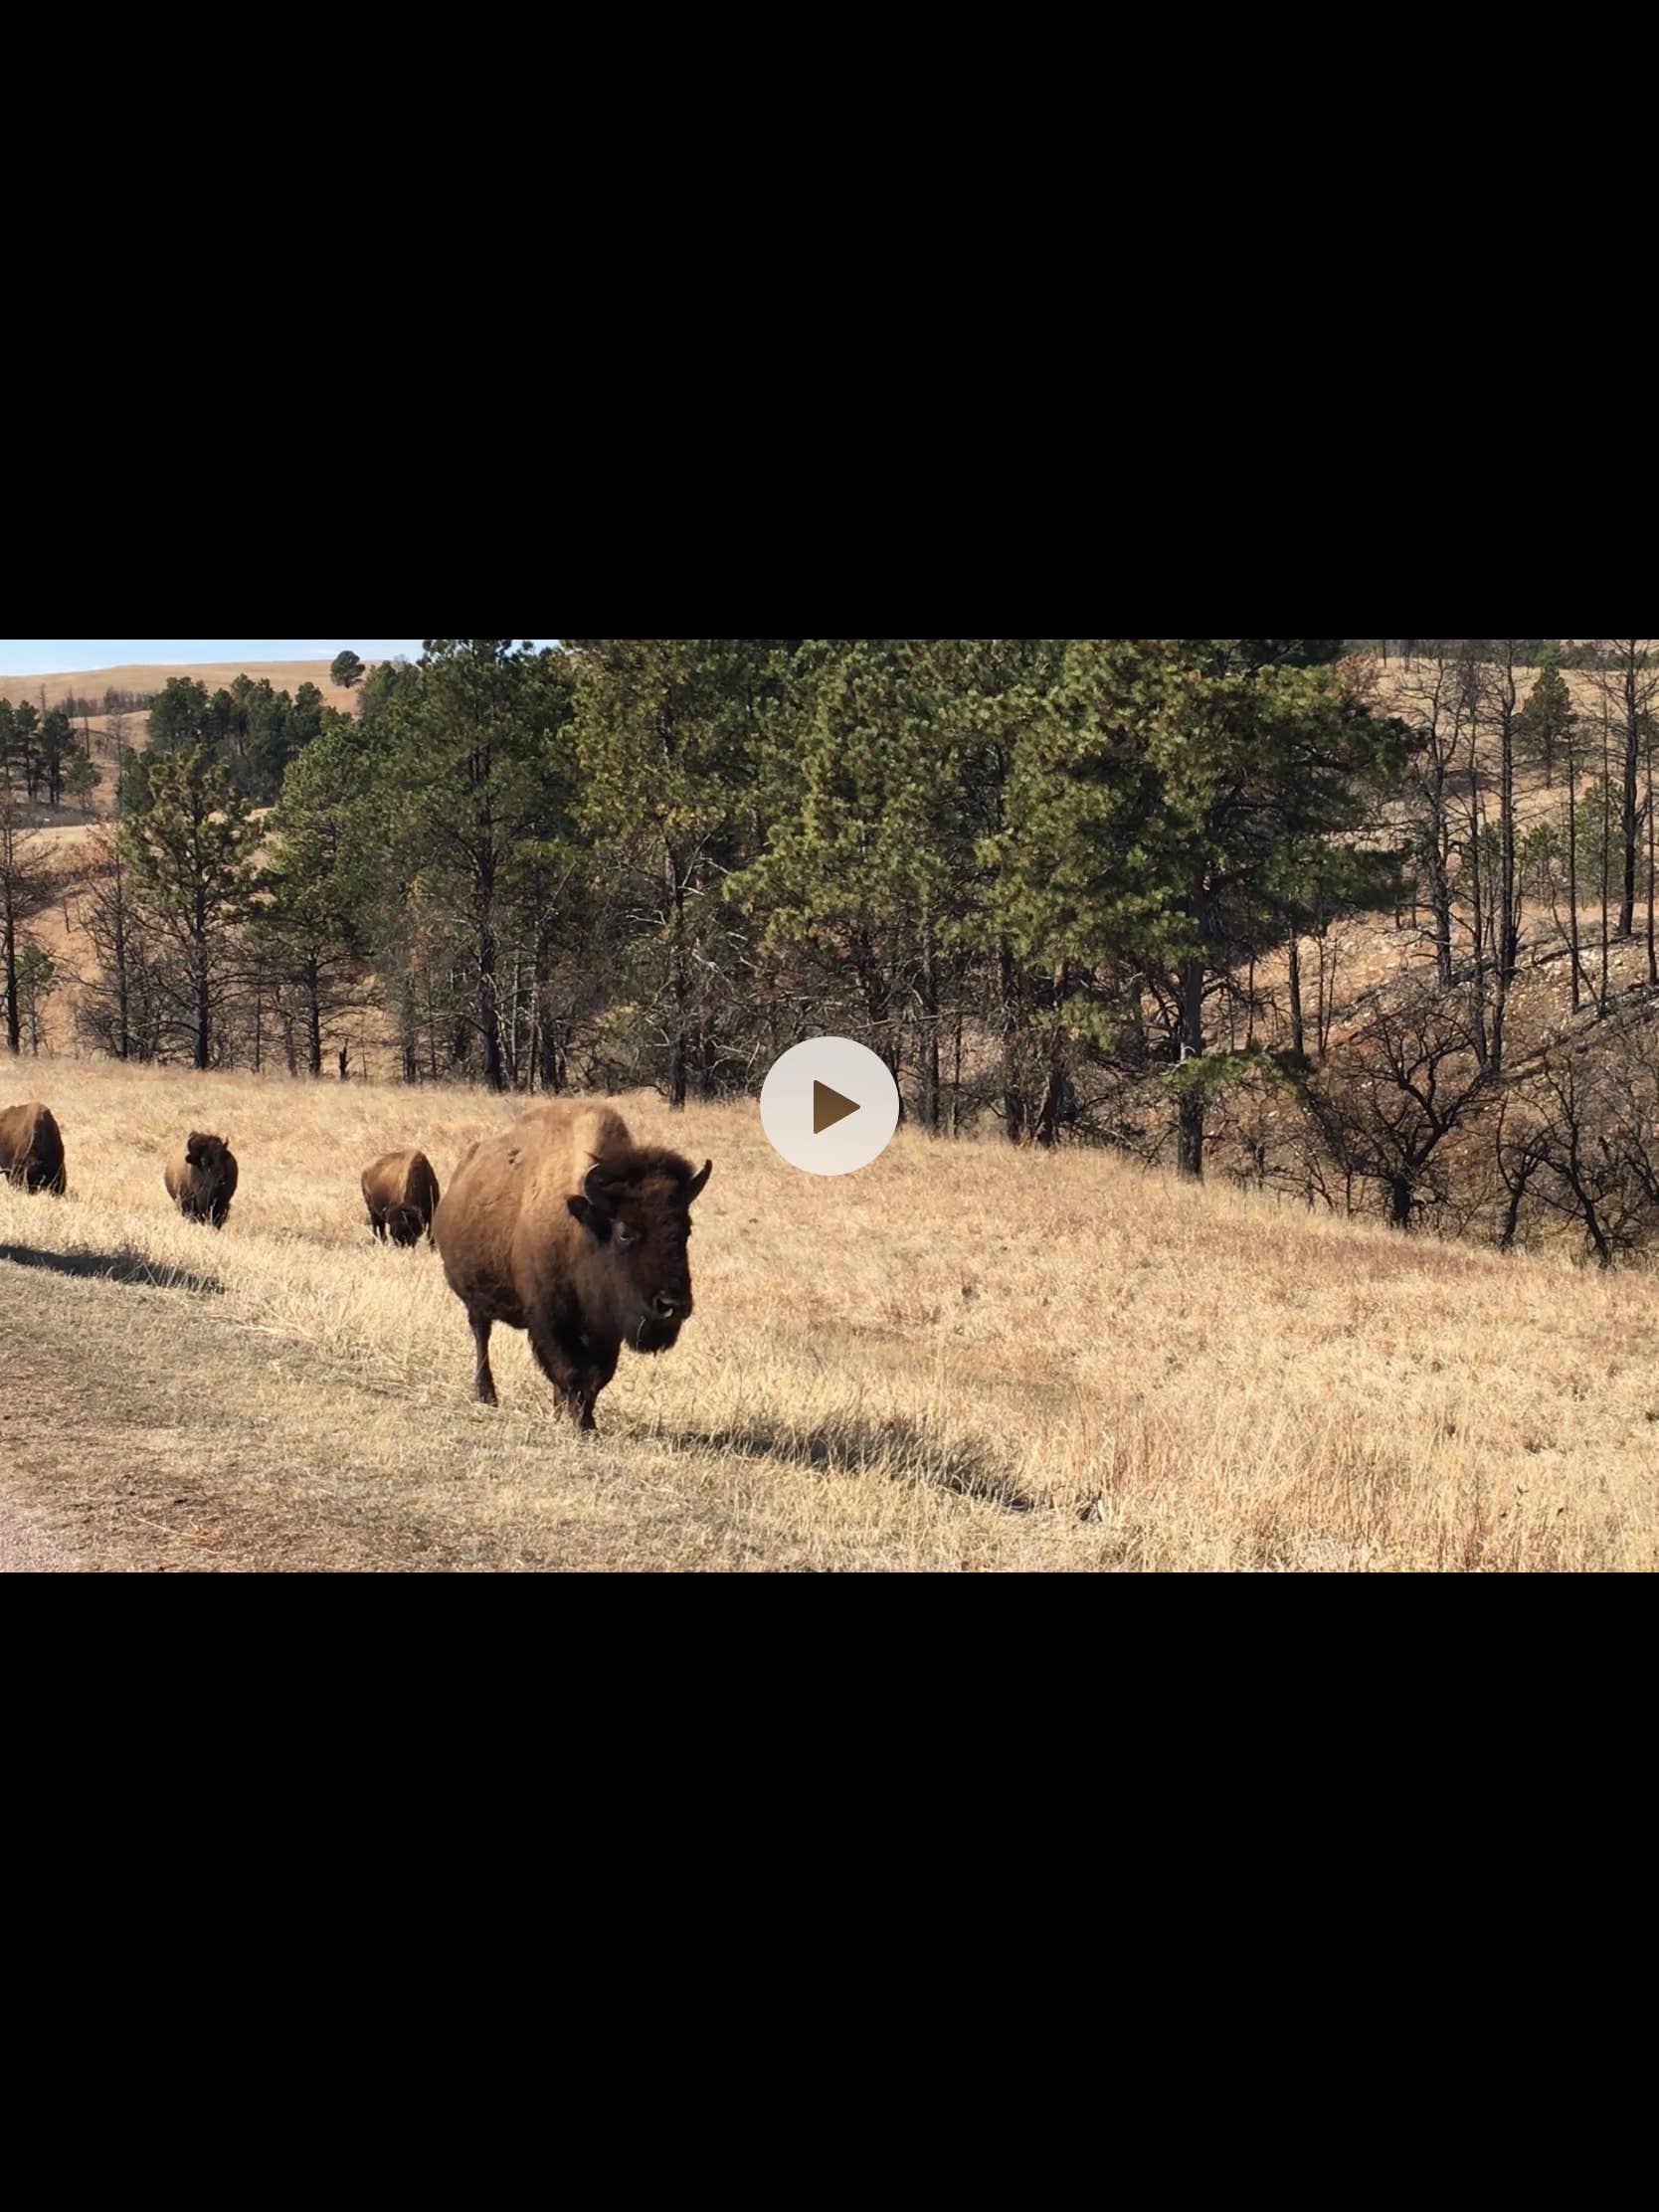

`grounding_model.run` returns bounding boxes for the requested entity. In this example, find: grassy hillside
[0,659,364,716]
[3,1057,1657,1570]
